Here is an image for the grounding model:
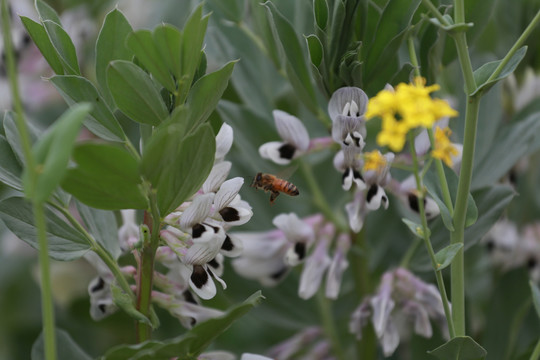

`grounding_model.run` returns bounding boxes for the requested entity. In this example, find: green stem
[2,1,56,358]
[421,0,449,26]
[531,338,540,360]
[49,203,134,297]
[136,190,161,342]
[486,8,540,85]
[316,289,346,360]
[428,129,454,214]
[407,36,421,78]
[399,237,422,268]
[454,0,465,24]
[34,201,57,360]
[409,134,456,338]
[299,160,348,232]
